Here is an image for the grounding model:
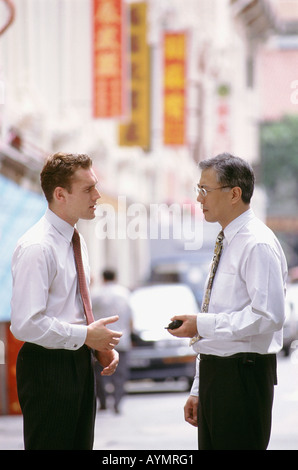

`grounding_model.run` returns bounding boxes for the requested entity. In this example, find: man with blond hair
[11,152,122,450]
